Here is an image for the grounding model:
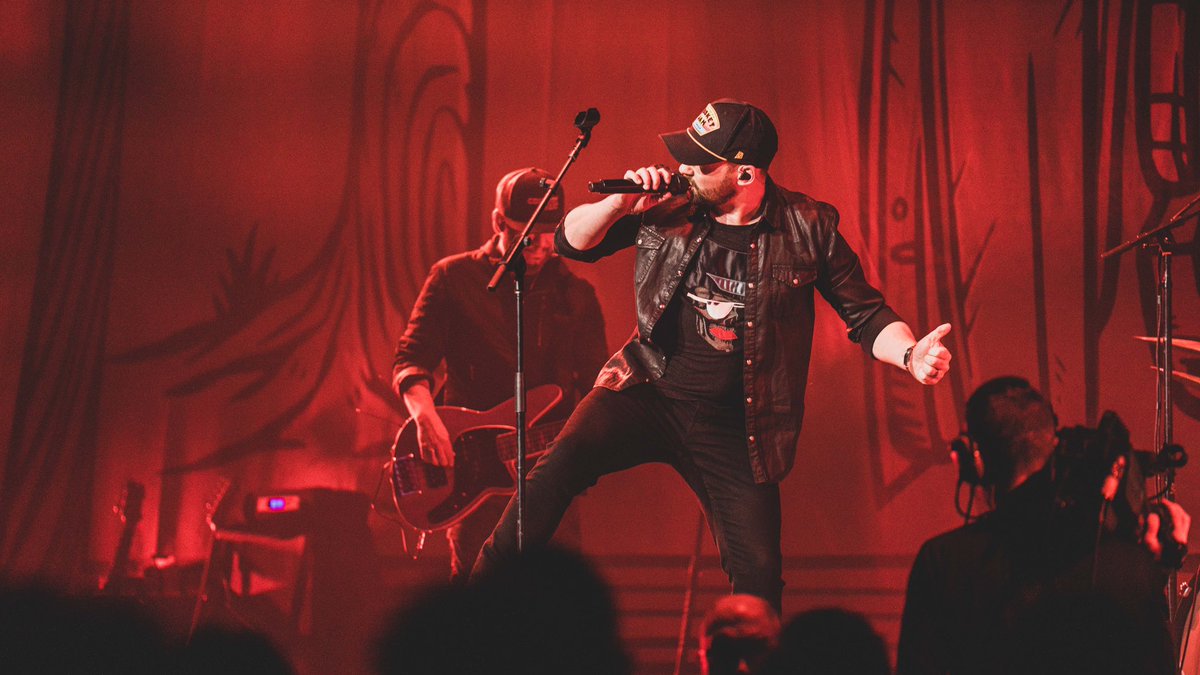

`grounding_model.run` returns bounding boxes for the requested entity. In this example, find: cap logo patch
[691,104,720,136]
[526,195,559,209]
[733,151,744,160]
